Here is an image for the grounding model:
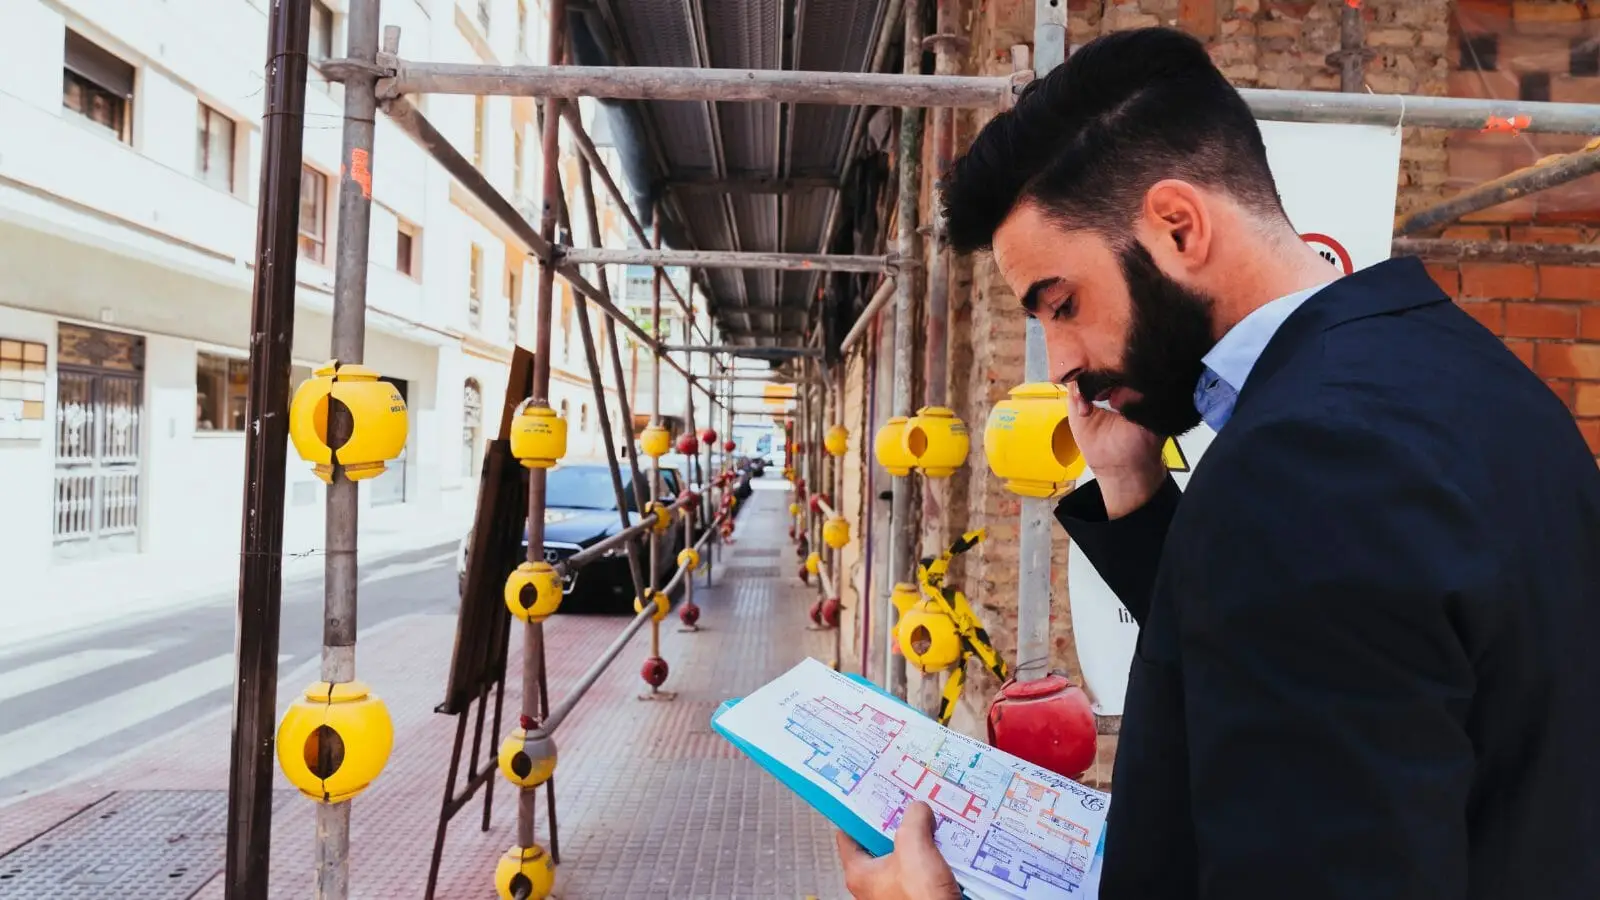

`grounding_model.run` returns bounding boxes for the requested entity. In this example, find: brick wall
[871,0,1600,750]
